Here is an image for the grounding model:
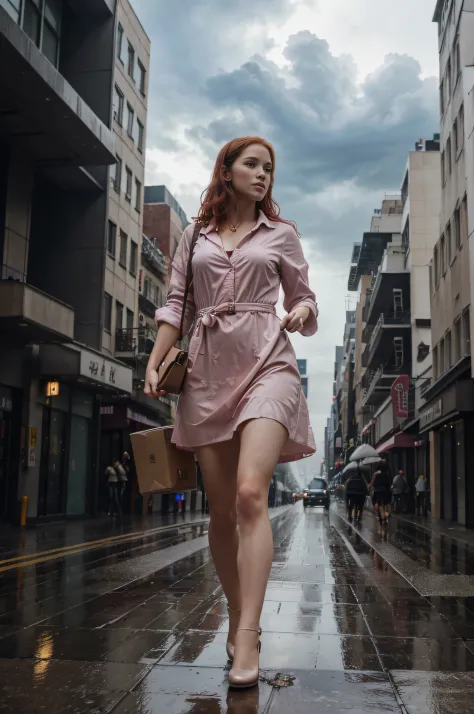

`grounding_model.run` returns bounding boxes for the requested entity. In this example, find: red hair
[196,137,297,231]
